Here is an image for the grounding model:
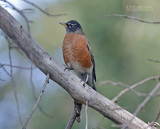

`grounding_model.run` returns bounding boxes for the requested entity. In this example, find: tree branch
[104,14,160,24]
[122,82,160,129]
[112,76,160,103]
[85,101,88,129]
[22,0,65,17]
[29,64,54,119]
[7,36,23,126]
[0,6,156,129]
[65,106,77,129]
[22,73,50,129]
